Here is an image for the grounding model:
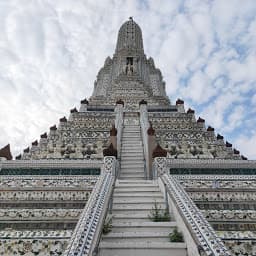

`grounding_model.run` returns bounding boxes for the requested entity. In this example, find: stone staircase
[119,120,145,180]
[97,113,187,256]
